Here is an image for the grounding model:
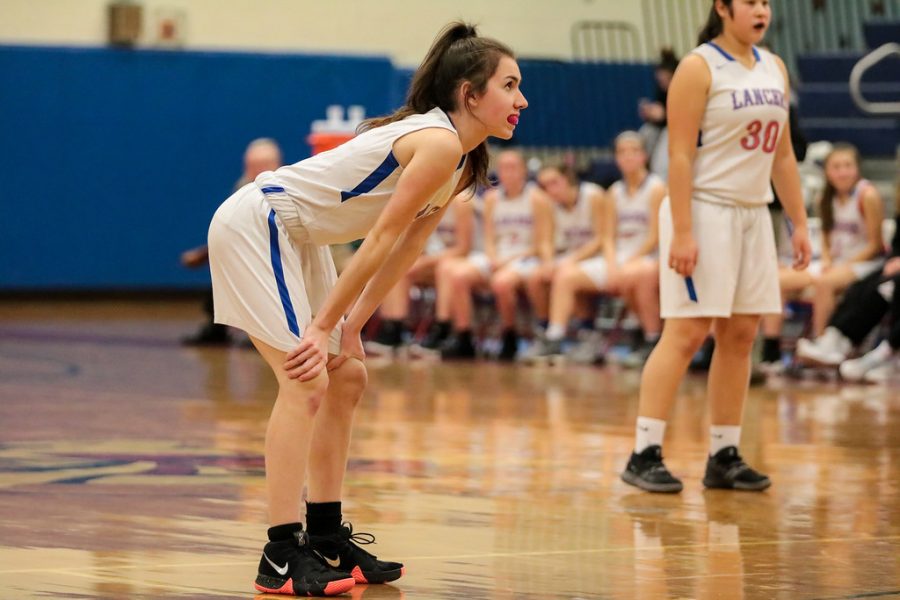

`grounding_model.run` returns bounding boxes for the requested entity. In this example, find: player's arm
[850,185,885,263]
[314,129,460,331]
[532,187,555,263]
[345,200,453,335]
[442,193,475,258]
[566,187,606,263]
[483,189,498,263]
[770,55,811,270]
[630,181,666,260]
[600,187,618,268]
[666,54,710,276]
